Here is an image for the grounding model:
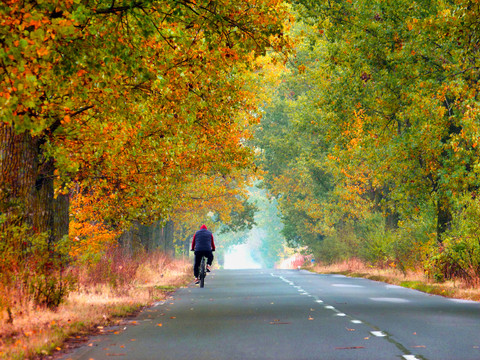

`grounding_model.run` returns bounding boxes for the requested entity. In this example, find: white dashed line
[273,273,423,360]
